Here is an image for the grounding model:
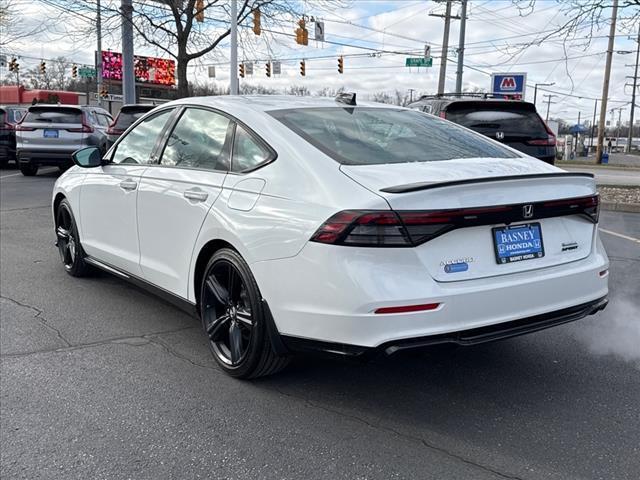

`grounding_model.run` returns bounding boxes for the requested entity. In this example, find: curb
[601,202,640,213]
